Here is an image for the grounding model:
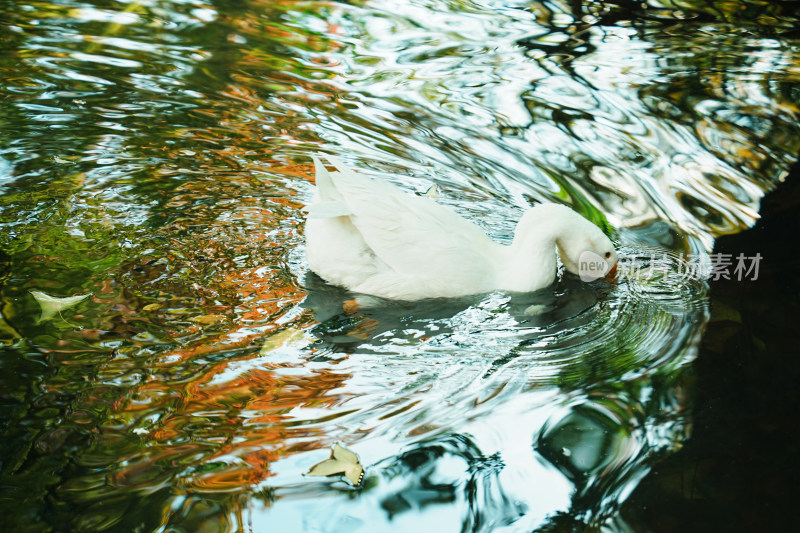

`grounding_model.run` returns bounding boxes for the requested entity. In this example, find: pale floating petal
[30,291,91,321]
